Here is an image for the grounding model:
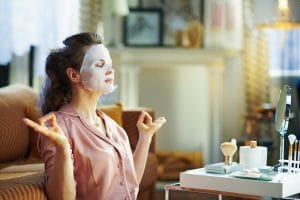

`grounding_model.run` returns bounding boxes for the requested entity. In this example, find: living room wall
[139,67,210,155]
